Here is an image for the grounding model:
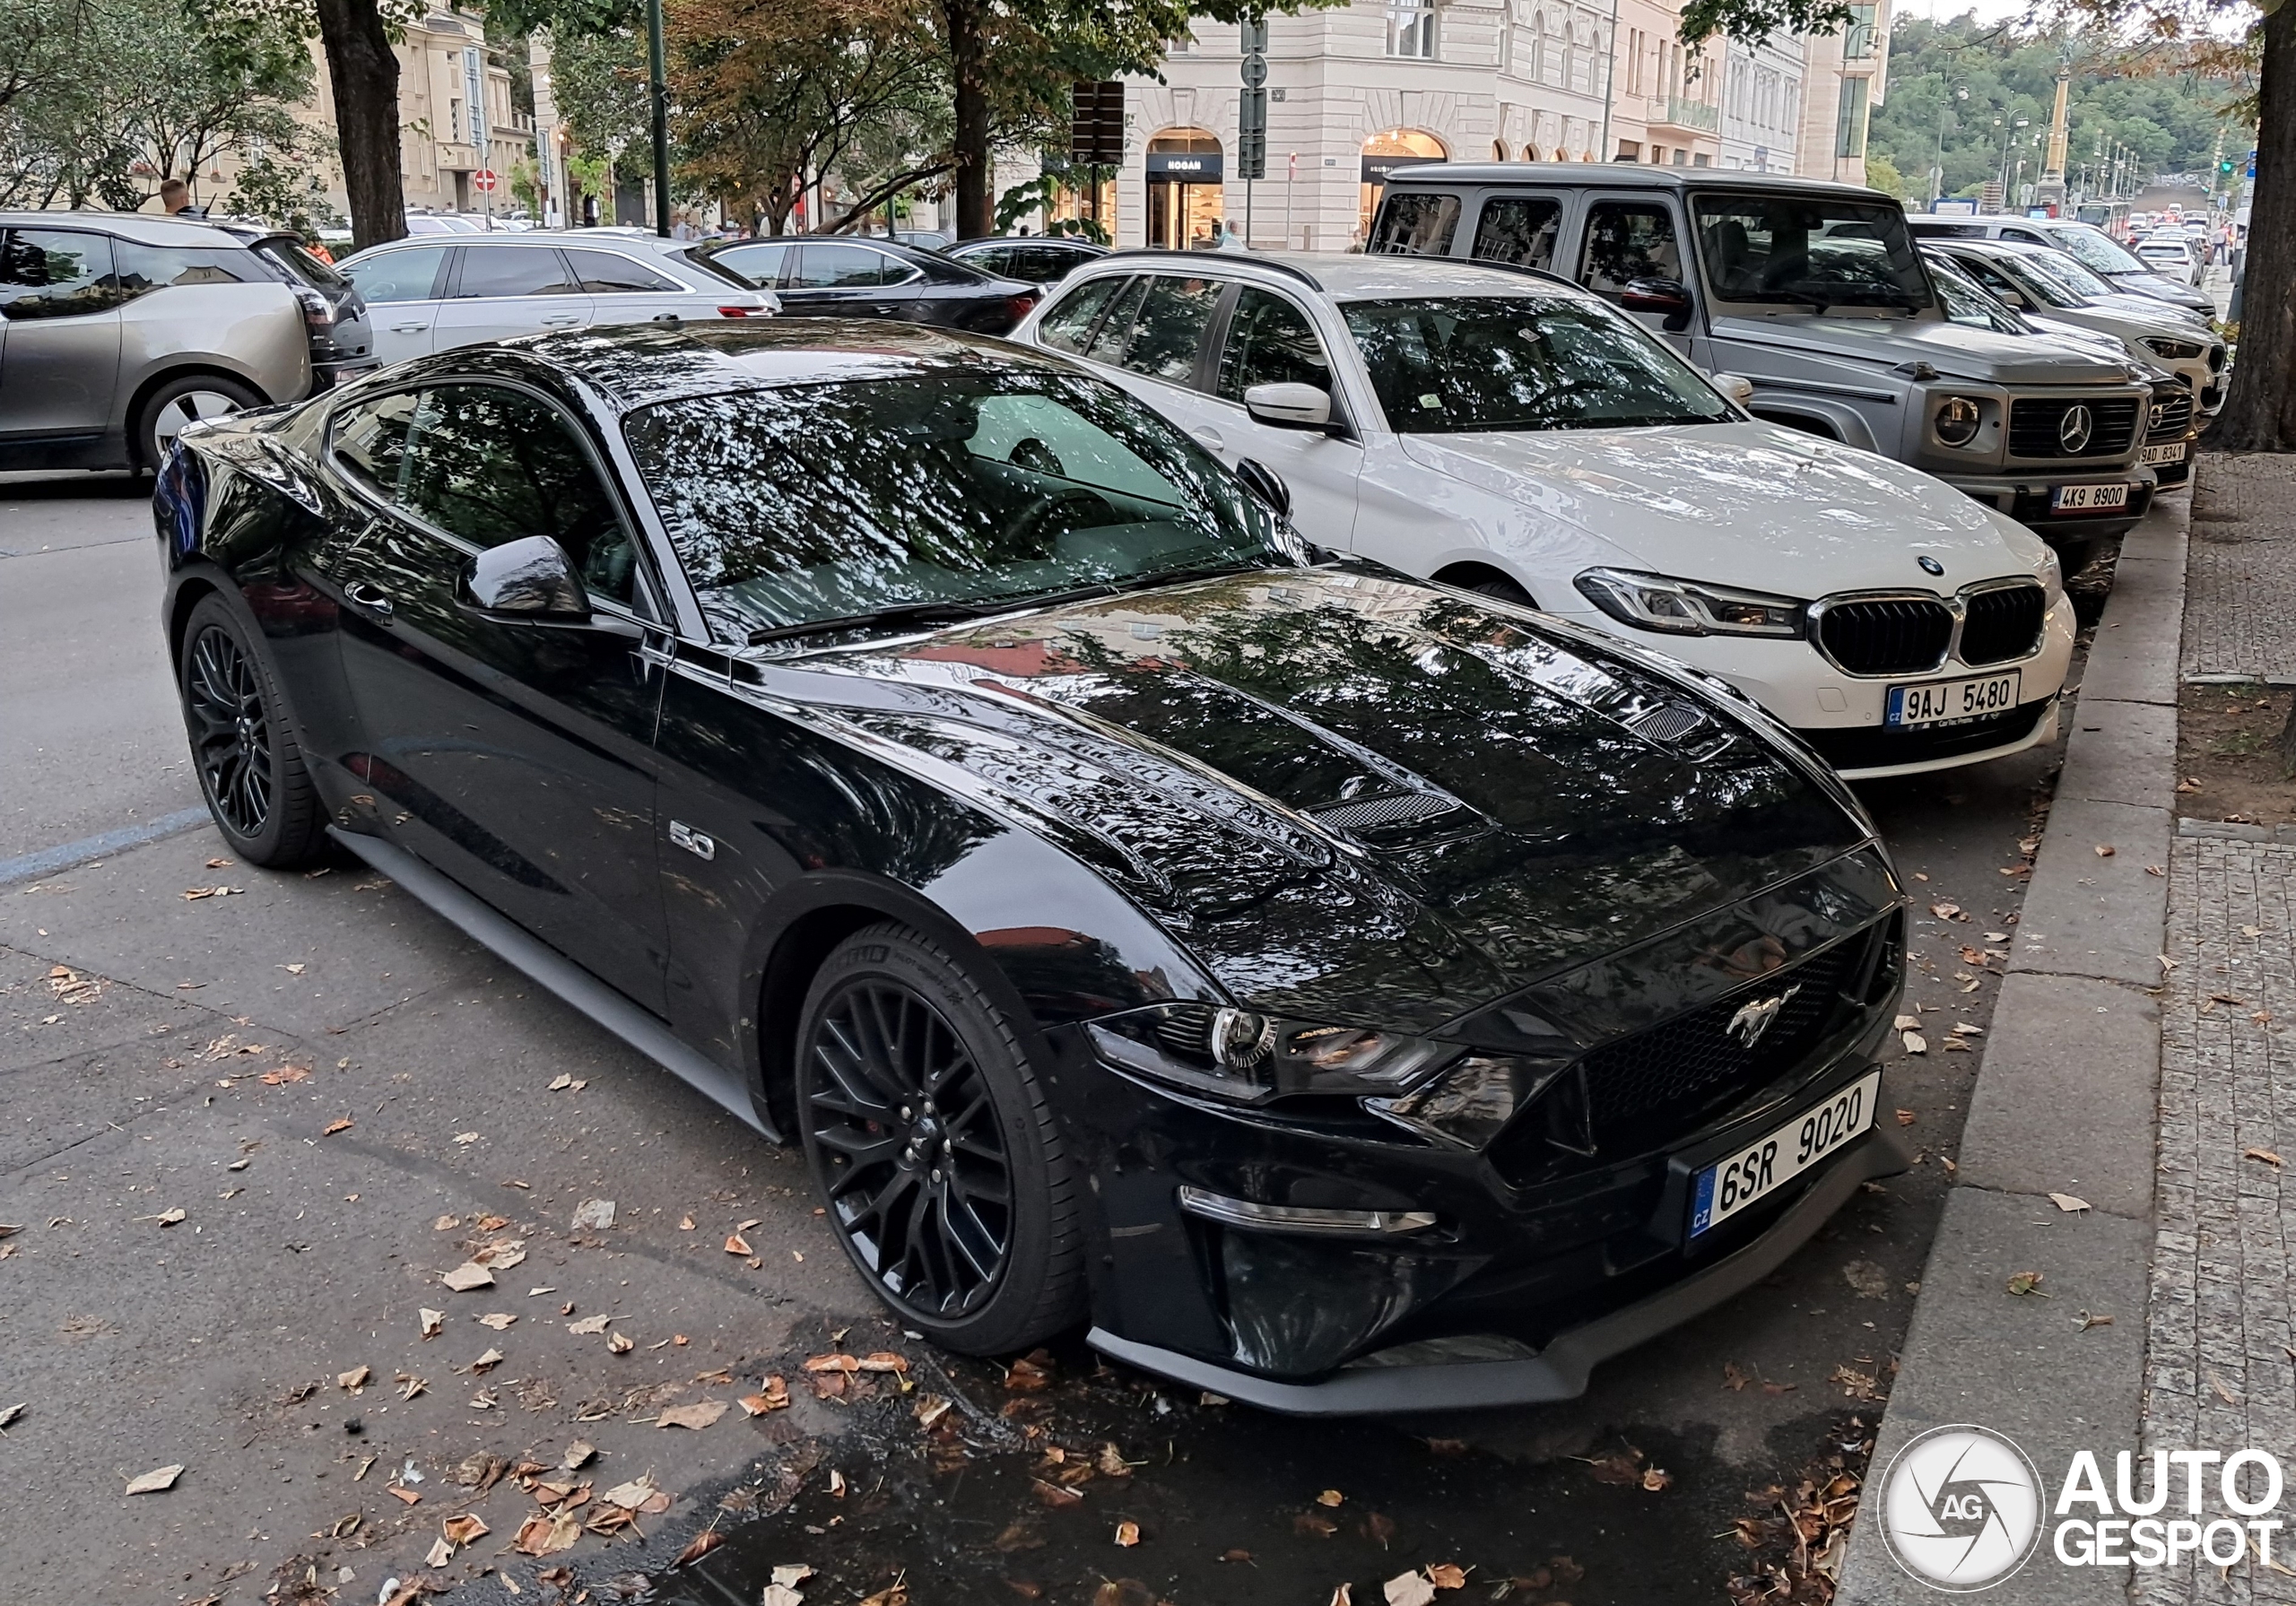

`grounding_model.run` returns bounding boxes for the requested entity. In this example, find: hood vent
[1628,703,1711,746]
[1307,791,1467,840]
